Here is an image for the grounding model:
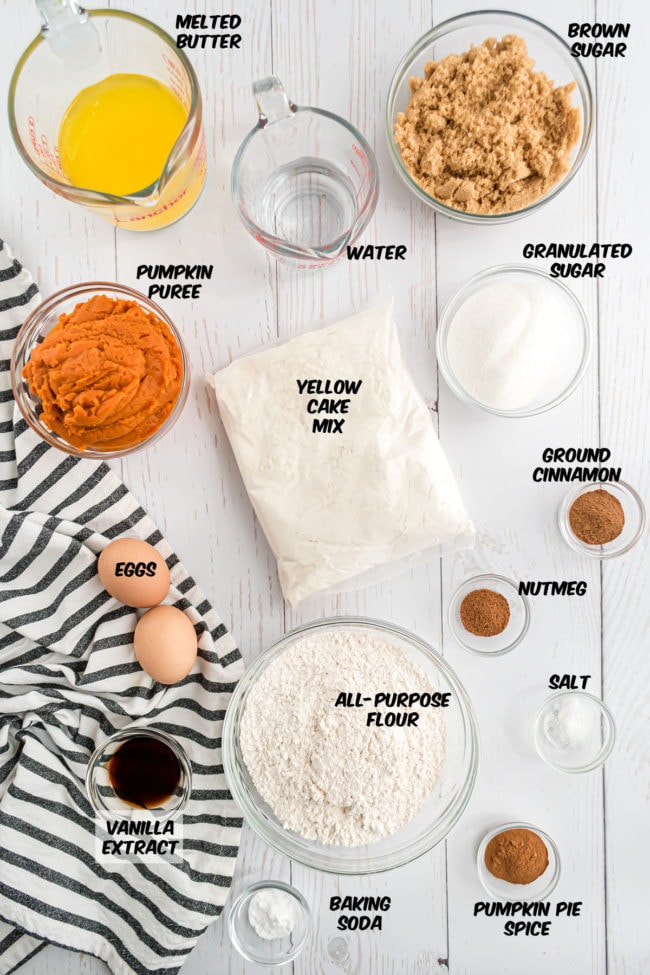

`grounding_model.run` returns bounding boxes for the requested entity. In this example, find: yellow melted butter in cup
[57,73,187,196]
